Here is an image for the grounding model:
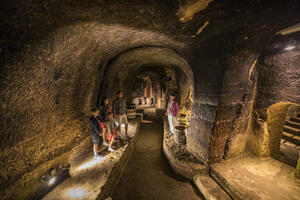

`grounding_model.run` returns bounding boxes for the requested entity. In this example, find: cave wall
[1,0,300,198]
[247,32,300,157]
[207,2,300,163]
